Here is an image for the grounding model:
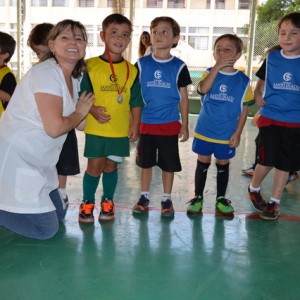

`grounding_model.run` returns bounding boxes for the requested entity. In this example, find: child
[248,12,300,220]
[187,34,254,215]
[132,16,191,218]
[27,23,81,205]
[0,31,17,118]
[78,13,143,223]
